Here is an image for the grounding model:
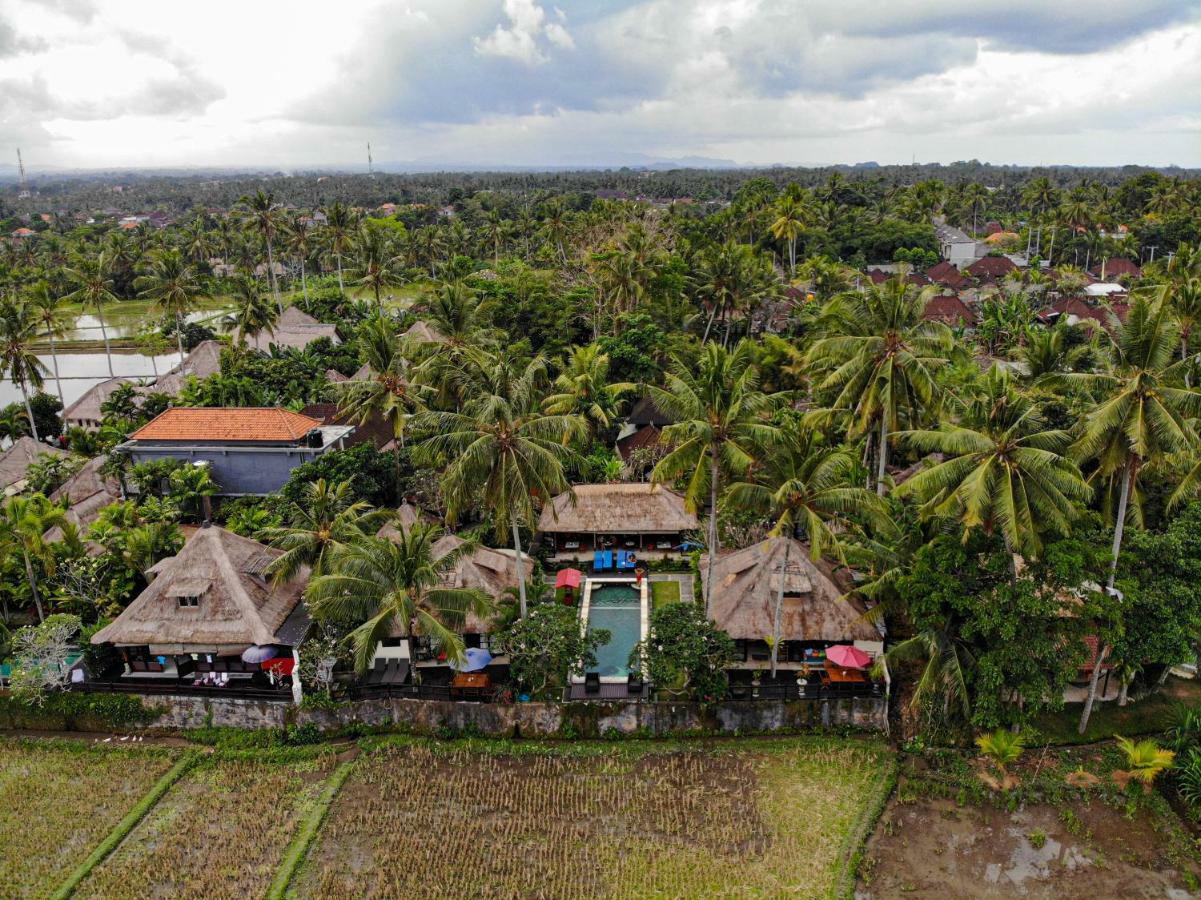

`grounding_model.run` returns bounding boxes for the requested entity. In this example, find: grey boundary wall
[93,694,888,736]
